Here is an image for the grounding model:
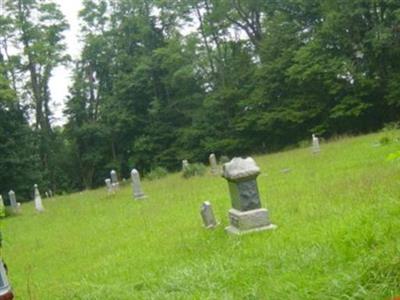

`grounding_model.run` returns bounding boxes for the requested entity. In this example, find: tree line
[0,0,399,200]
